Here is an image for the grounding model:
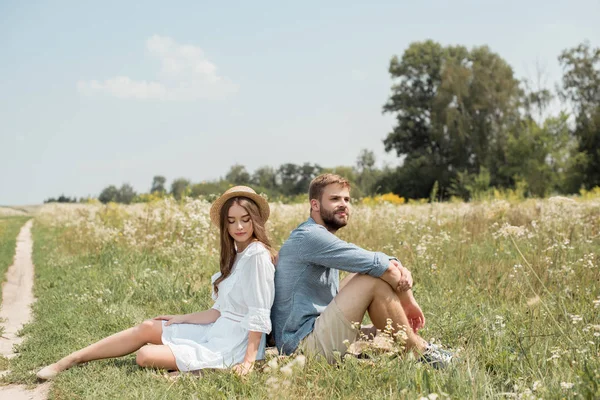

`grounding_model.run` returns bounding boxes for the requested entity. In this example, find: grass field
[1,197,599,399]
